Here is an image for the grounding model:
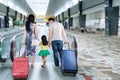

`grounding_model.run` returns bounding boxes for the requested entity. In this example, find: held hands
[21,40,25,44]
[48,42,51,47]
